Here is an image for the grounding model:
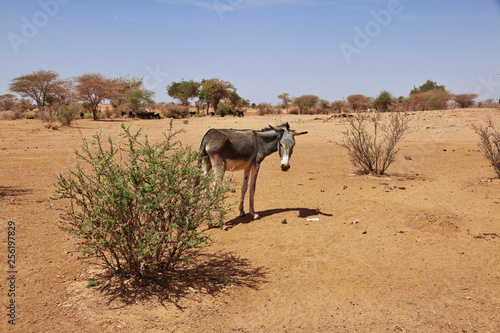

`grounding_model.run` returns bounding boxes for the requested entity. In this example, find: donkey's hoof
[239,211,246,217]
[253,214,261,220]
